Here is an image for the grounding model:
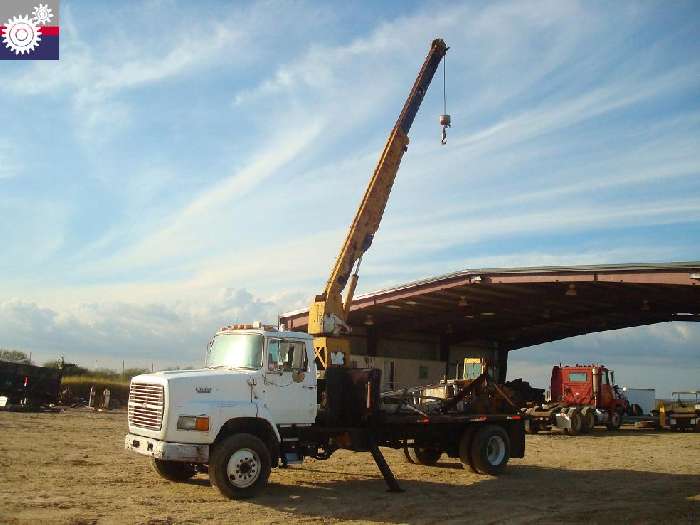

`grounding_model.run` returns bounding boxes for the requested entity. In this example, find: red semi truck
[524,364,629,435]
